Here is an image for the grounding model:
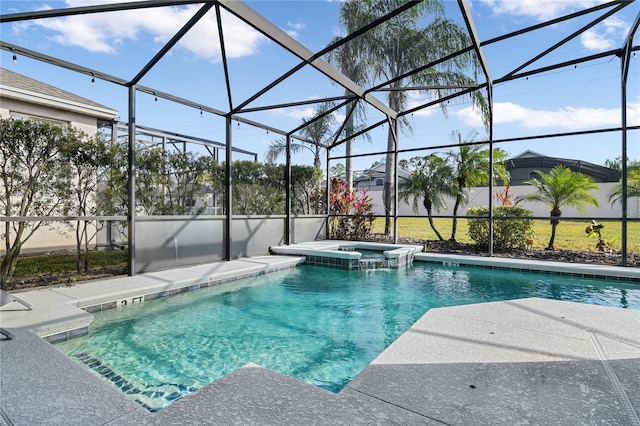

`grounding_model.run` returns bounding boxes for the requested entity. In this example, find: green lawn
[11,250,128,277]
[373,217,640,253]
